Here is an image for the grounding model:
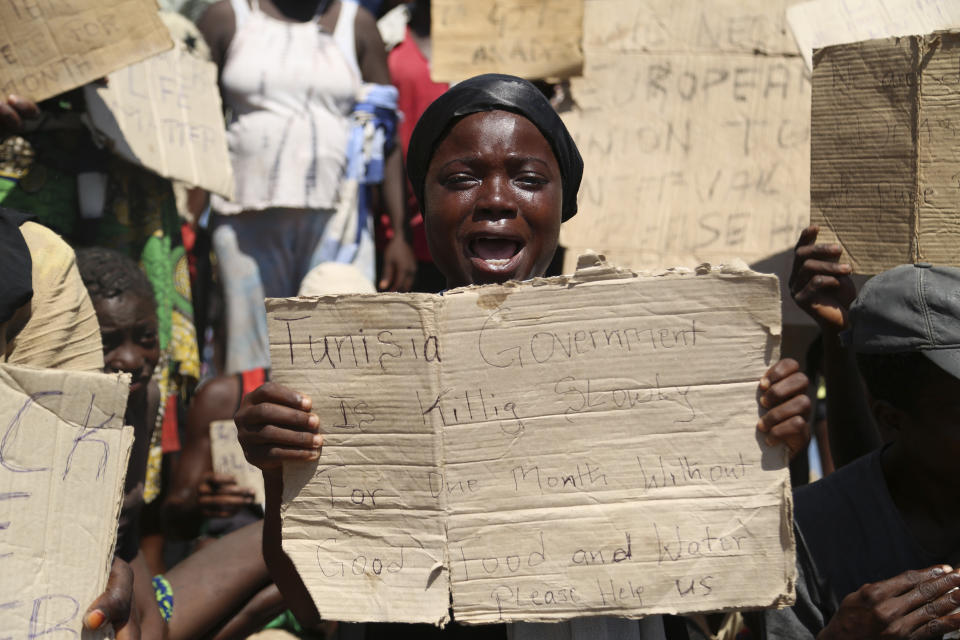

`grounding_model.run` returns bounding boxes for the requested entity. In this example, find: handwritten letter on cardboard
[810,31,960,273]
[0,0,172,101]
[85,42,235,199]
[0,365,133,638]
[431,0,583,83]
[267,261,795,625]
